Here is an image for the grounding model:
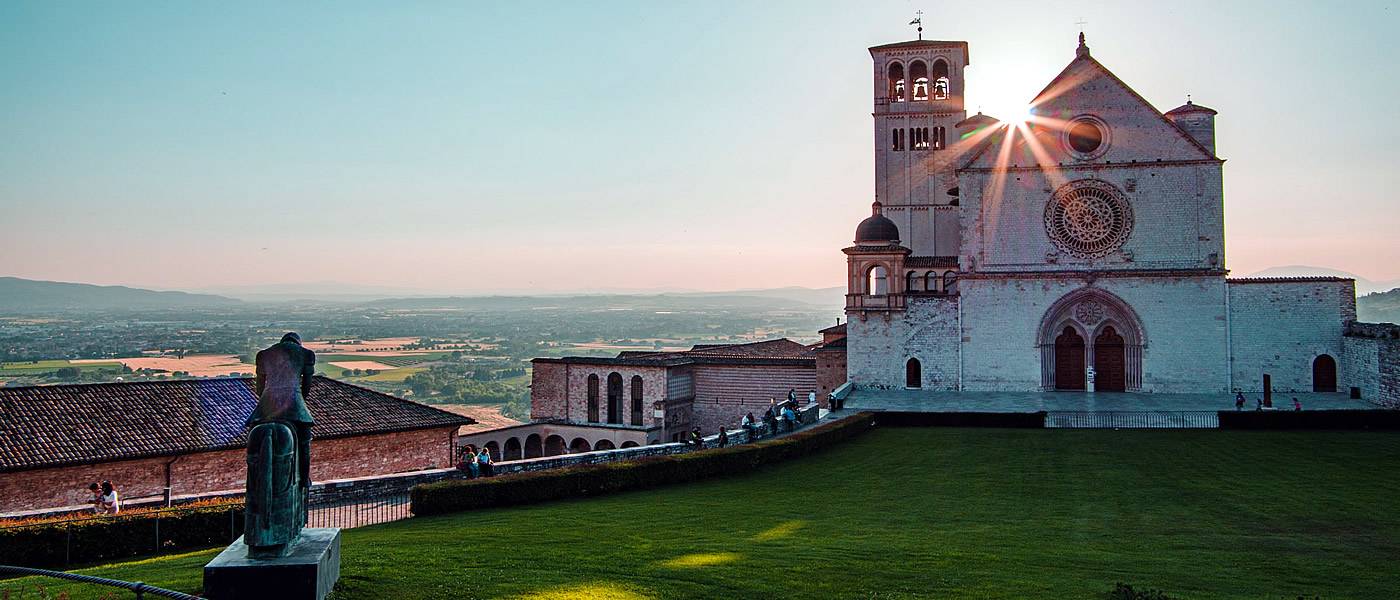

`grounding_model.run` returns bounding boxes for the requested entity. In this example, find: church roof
[0,376,472,473]
[1166,100,1218,116]
[955,112,1000,129]
[905,256,959,268]
[534,339,817,368]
